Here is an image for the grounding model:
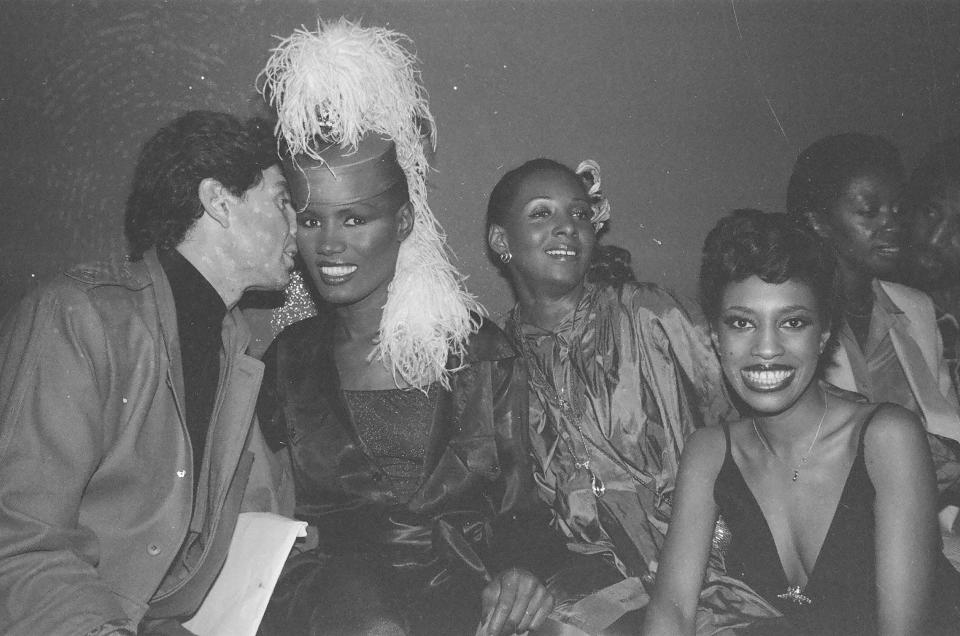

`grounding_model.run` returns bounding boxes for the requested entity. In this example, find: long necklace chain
[752,391,827,483]
[557,389,606,498]
[511,308,606,498]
